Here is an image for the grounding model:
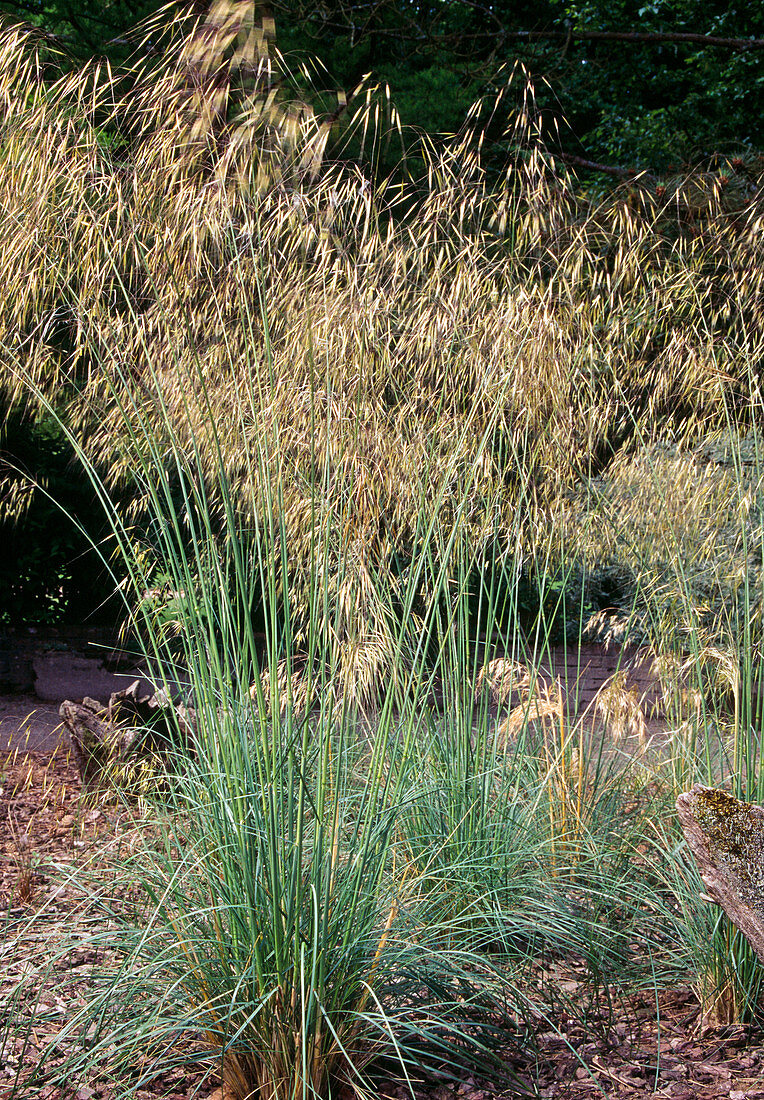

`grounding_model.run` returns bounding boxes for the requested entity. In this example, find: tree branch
[508,29,764,50]
[557,152,657,180]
